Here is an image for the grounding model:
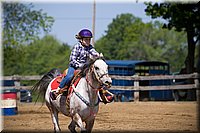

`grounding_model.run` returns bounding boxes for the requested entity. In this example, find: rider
[51,29,100,99]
